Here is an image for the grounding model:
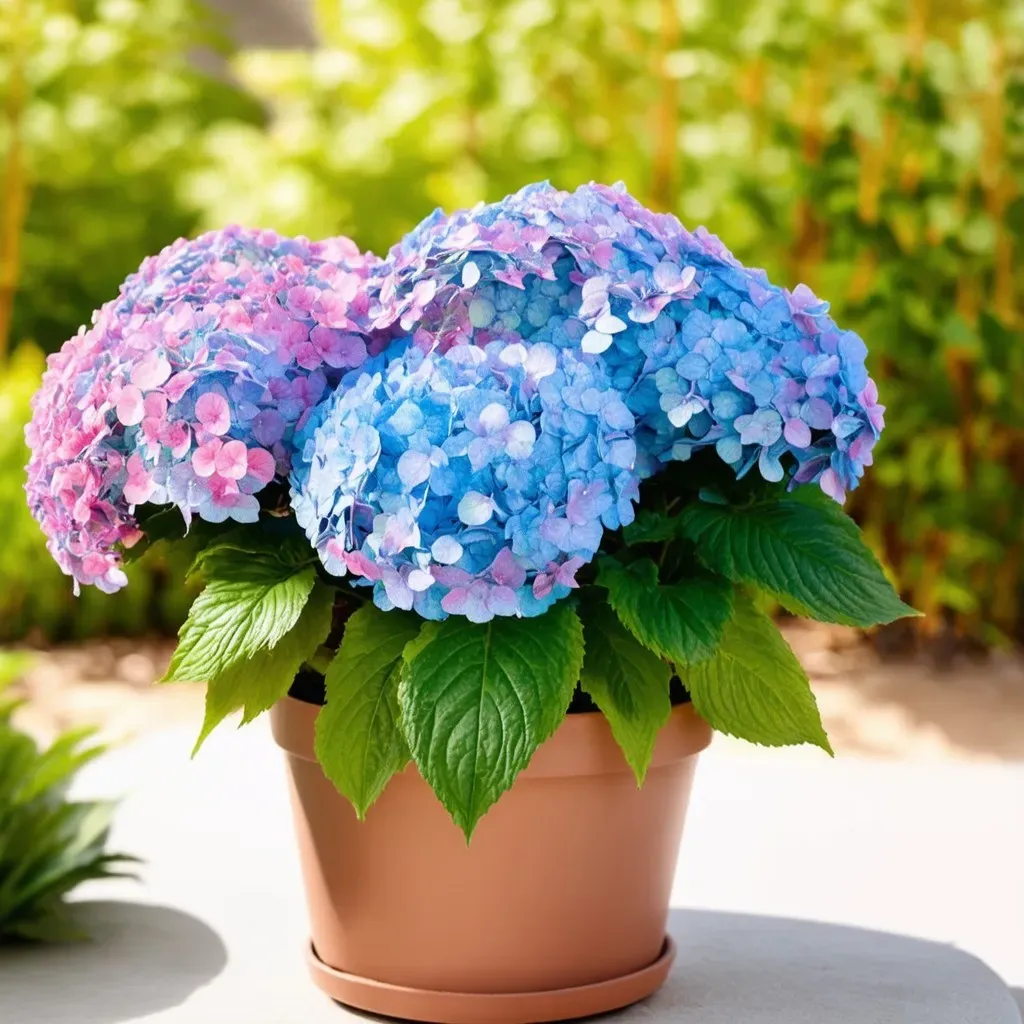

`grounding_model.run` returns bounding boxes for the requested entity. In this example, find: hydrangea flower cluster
[290,338,639,621]
[25,227,380,592]
[27,180,884,622]
[376,181,883,501]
